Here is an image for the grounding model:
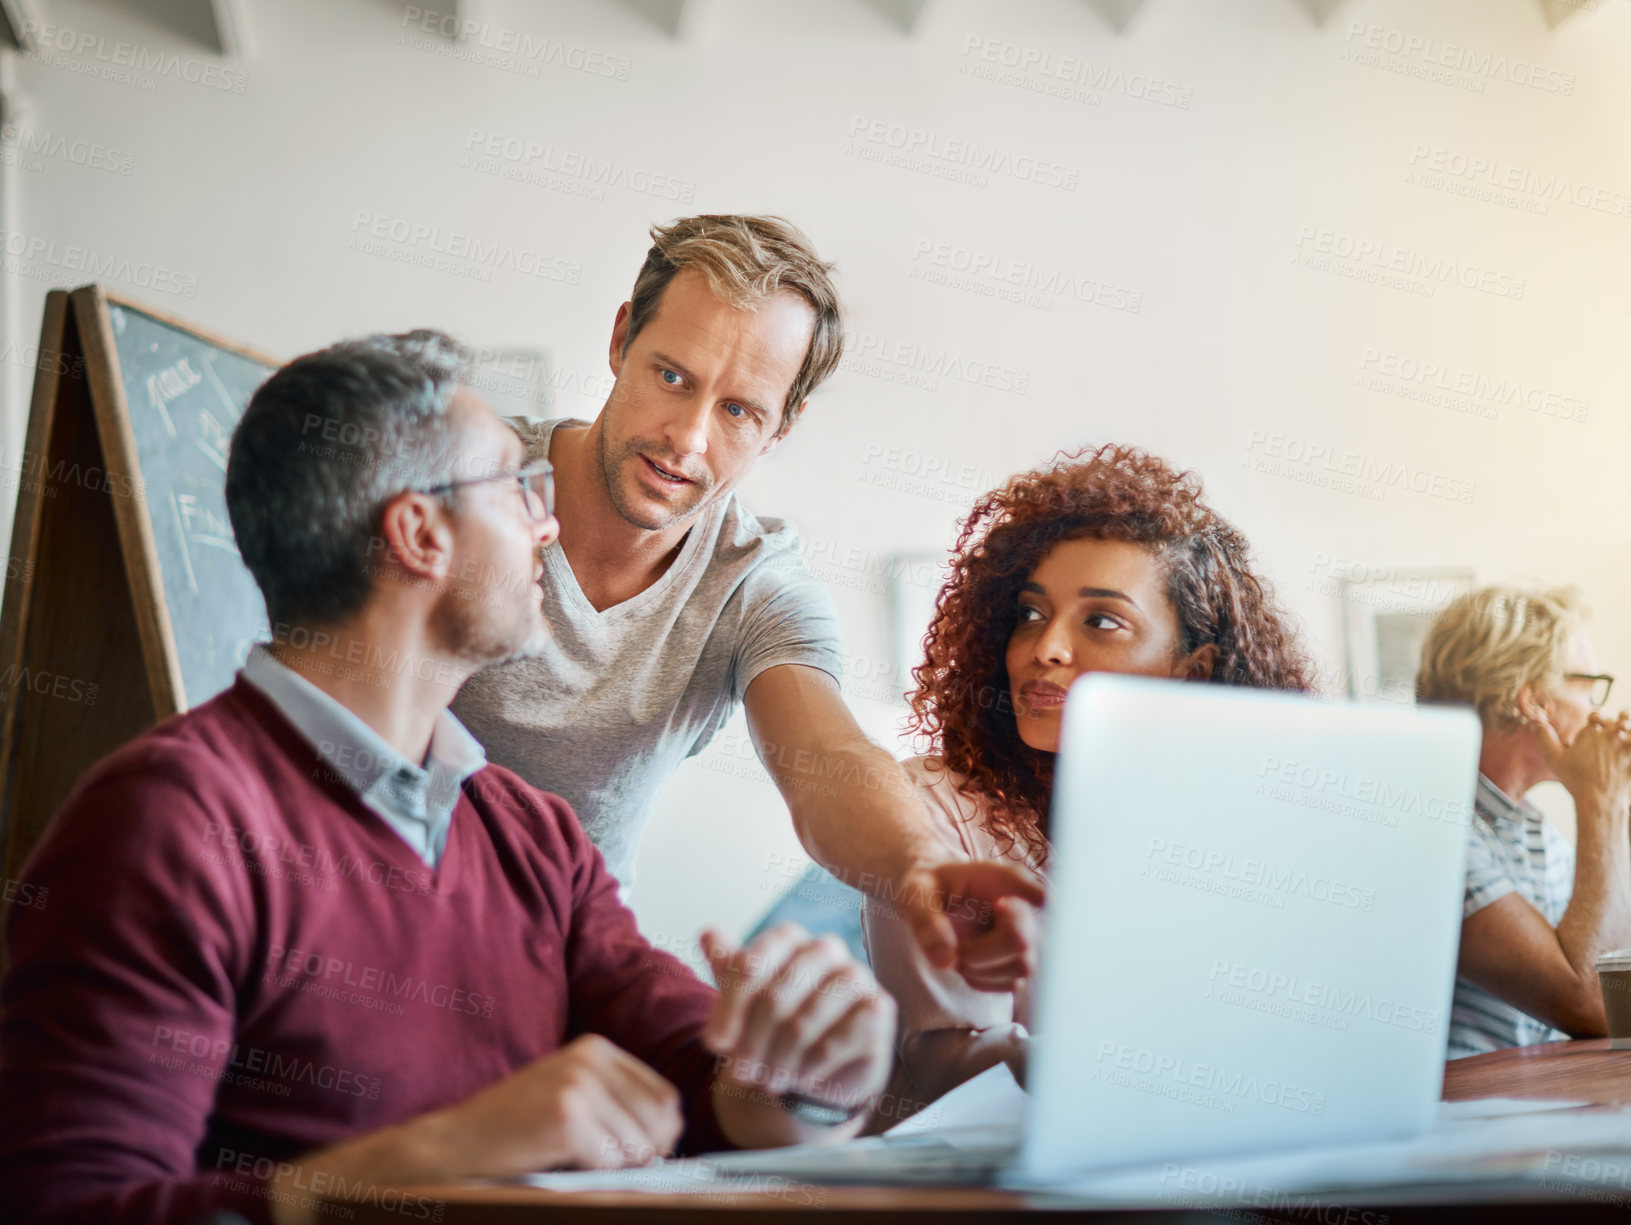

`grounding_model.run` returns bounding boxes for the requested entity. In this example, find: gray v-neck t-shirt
[451,417,844,887]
